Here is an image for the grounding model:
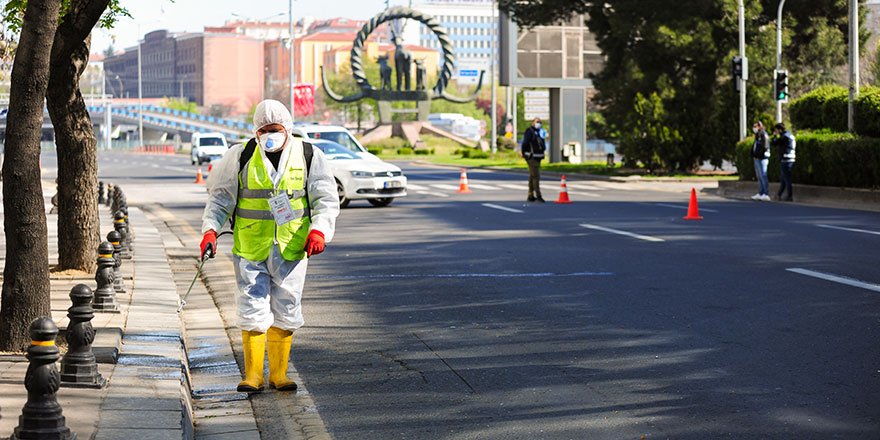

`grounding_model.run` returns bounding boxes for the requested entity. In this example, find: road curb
[716,180,880,212]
